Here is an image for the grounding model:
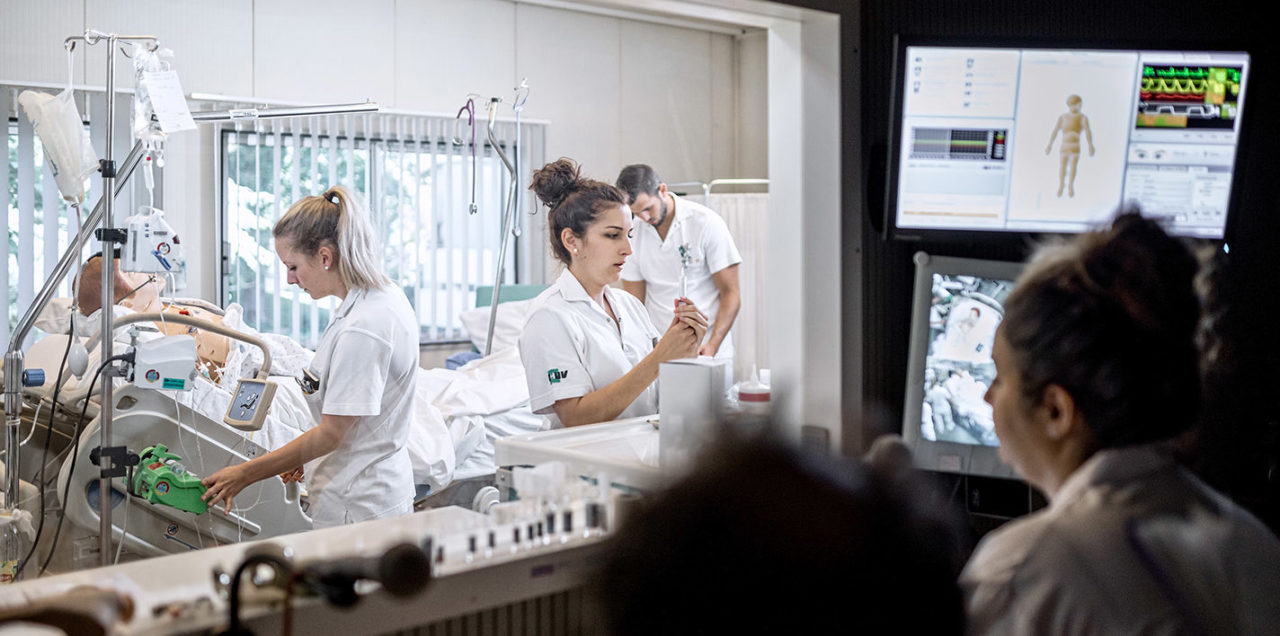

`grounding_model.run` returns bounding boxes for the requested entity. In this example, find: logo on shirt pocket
[547,368,569,384]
